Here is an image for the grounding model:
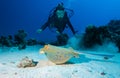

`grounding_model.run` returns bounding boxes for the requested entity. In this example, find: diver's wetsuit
[40,12,76,34]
